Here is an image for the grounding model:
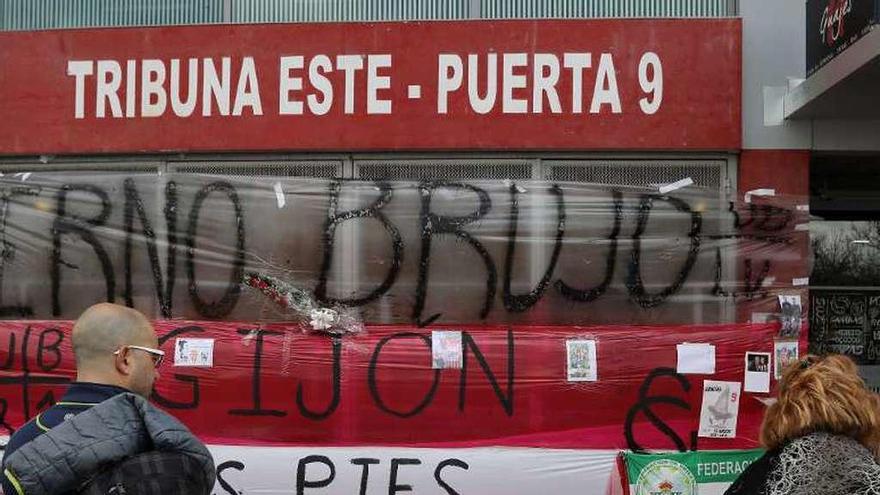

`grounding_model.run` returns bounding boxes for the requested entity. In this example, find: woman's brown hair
[760,354,880,455]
